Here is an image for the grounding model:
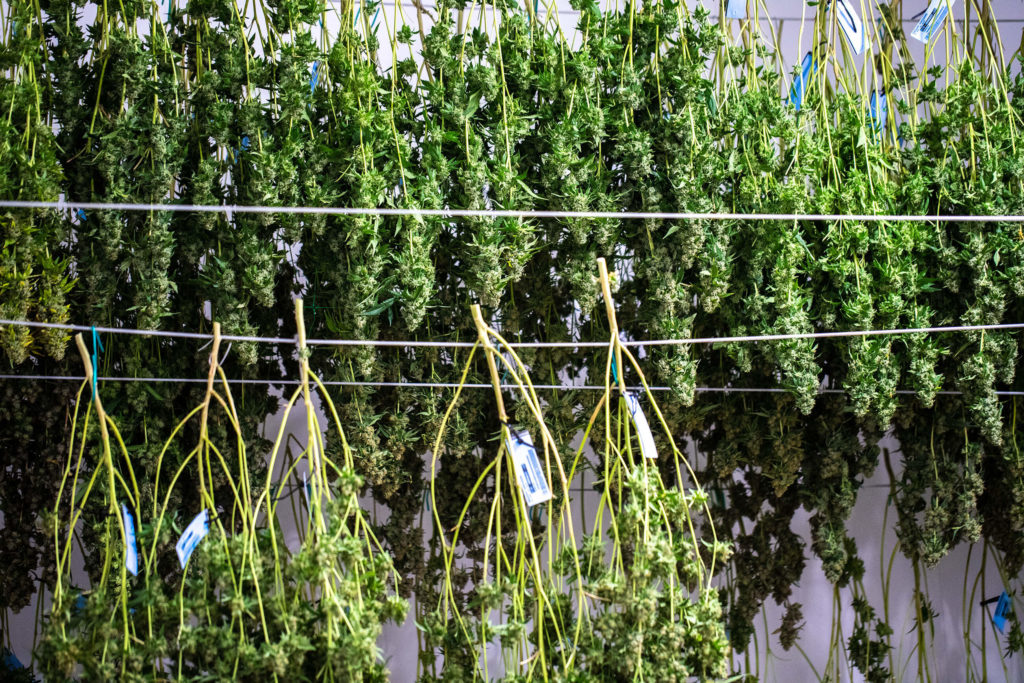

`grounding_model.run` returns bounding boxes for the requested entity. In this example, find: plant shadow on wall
[1,0,1024,678]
